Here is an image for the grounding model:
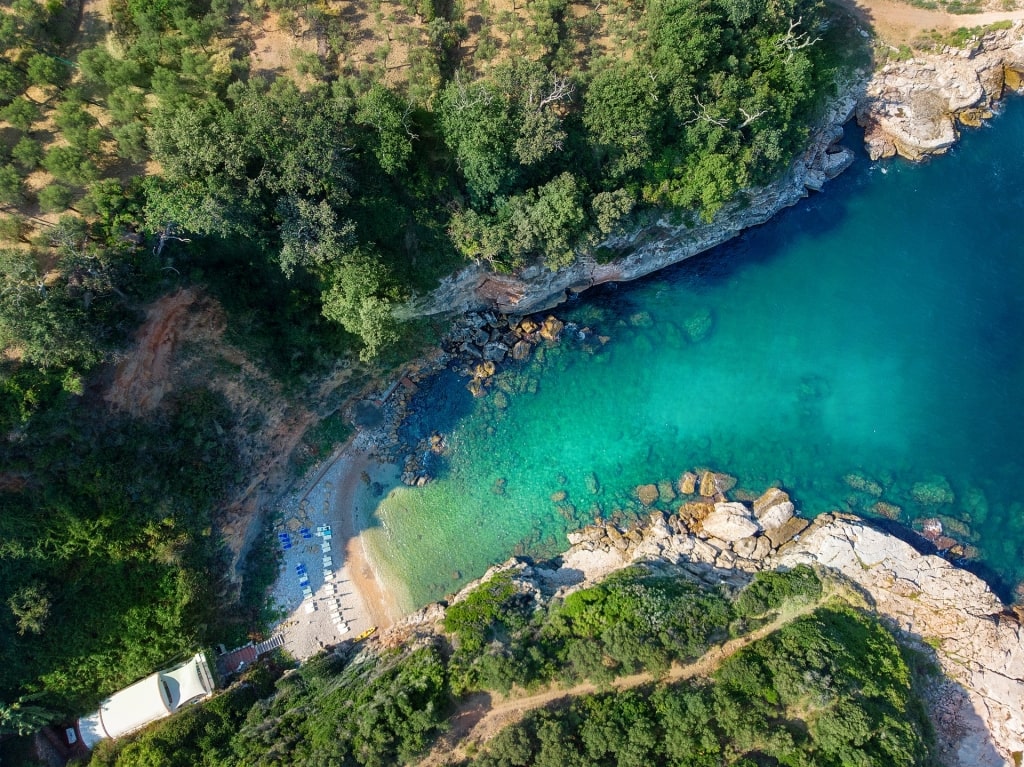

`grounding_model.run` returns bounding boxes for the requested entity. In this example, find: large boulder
[752,488,795,531]
[701,502,760,542]
[699,470,737,497]
[678,471,697,495]
[539,316,564,341]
